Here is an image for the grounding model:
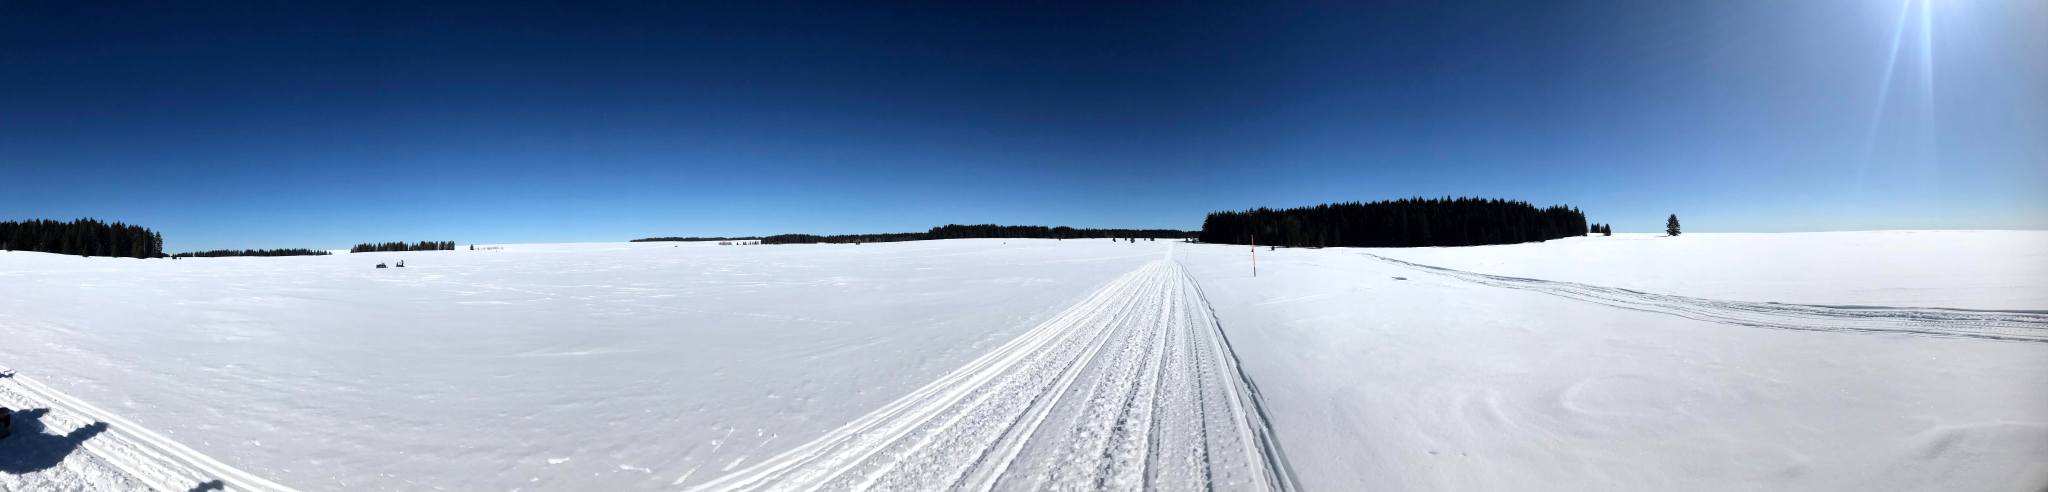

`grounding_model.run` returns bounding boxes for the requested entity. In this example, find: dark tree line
[1198,197,1589,247]
[631,236,764,243]
[172,248,332,258]
[0,218,164,258]
[926,224,1195,240]
[760,232,927,244]
[350,241,456,253]
[755,224,1198,245]
[1590,223,1612,235]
